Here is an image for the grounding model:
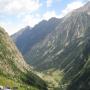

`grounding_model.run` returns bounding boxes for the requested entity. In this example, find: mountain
[0,27,28,75]
[12,2,90,90]
[67,64,90,90]
[67,39,90,90]
[0,27,47,90]
[12,18,60,55]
